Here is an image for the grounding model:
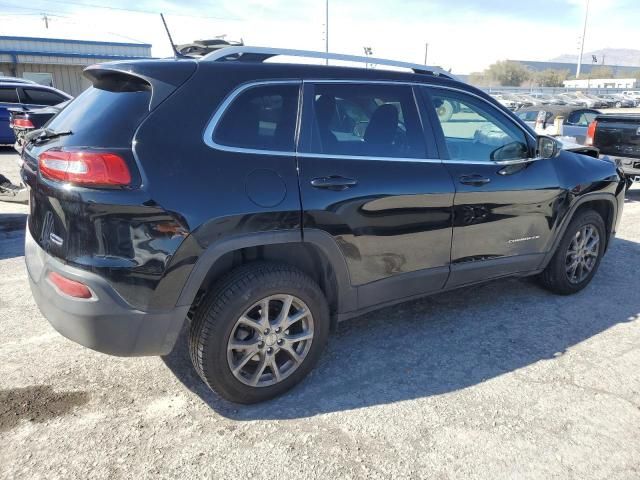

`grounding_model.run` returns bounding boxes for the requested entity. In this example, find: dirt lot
[1,148,639,479]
